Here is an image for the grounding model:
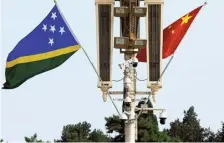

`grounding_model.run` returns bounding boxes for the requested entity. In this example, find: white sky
[1,0,224,142]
